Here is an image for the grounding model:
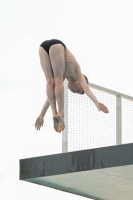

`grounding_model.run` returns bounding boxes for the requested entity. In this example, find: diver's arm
[39,98,50,117]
